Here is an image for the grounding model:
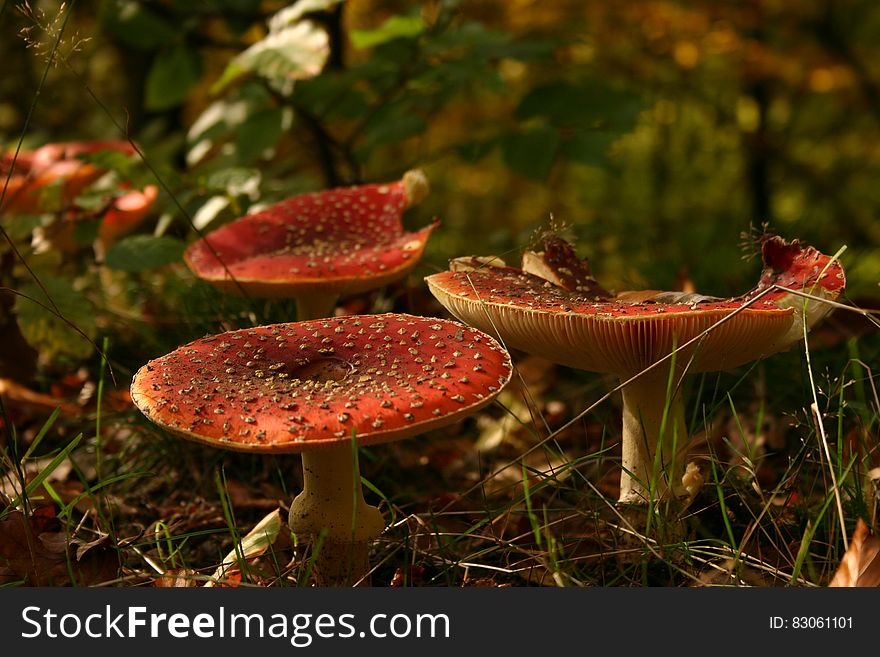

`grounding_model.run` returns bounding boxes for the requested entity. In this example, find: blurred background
[2,0,880,587]
[2,0,879,366]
